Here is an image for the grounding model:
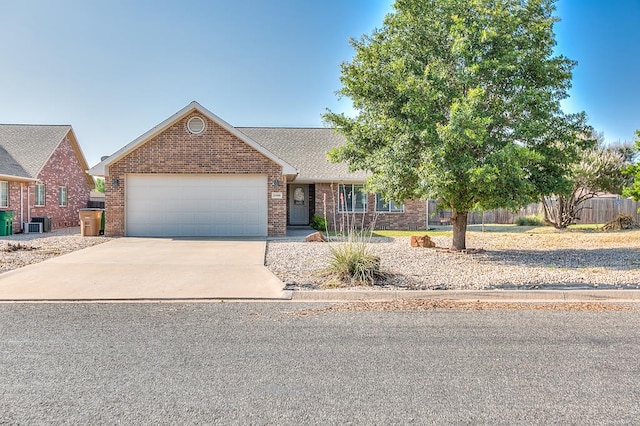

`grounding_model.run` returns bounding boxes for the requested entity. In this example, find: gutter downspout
[20,183,24,231]
[27,185,31,223]
[425,199,429,230]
